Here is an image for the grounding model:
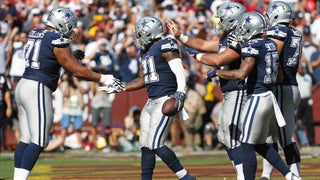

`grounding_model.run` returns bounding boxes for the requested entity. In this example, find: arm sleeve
[168,58,186,93]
